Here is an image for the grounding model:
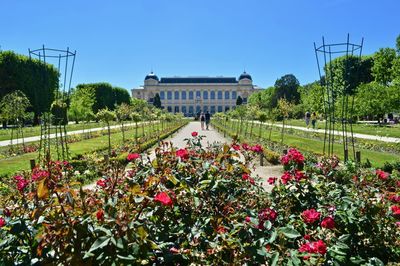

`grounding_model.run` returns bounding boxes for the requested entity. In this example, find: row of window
[164,105,232,113]
[159,90,238,100]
